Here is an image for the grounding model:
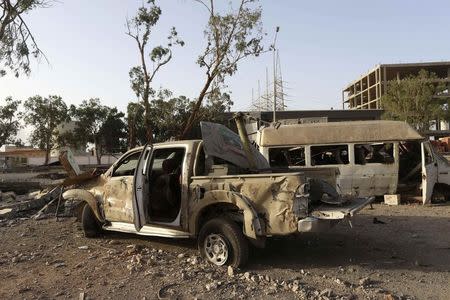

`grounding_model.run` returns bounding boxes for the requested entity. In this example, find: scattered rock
[190,256,198,265]
[78,245,89,250]
[243,272,251,280]
[320,288,333,298]
[227,266,234,277]
[54,262,66,268]
[359,277,371,286]
[291,280,300,292]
